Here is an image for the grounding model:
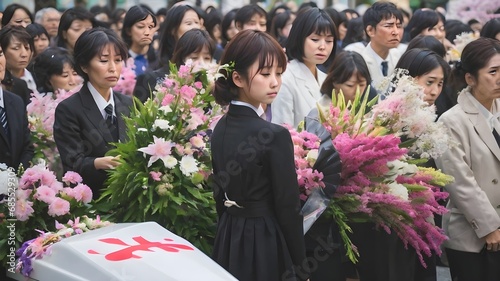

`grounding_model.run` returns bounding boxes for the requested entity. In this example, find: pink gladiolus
[62,171,83,185]
[47,198,70,217]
